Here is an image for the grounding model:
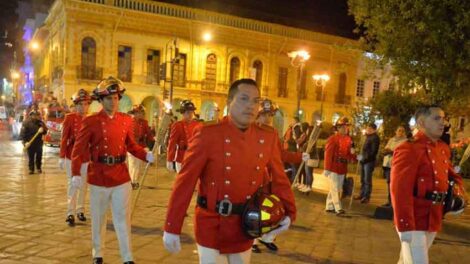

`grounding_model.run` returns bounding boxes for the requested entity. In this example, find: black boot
[251,244,261,253]
[259,239,278,251]
[66,215,75,226]
[77,212,87,222]
[123,261,135,264]
[93,257,103,264]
